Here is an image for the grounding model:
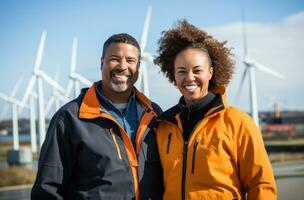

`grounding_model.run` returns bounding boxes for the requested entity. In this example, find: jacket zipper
[110,129,122,160]
[181,140,188,200]
[181,119,207,200]
[191,139,199,174]
[166,133,172,154]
